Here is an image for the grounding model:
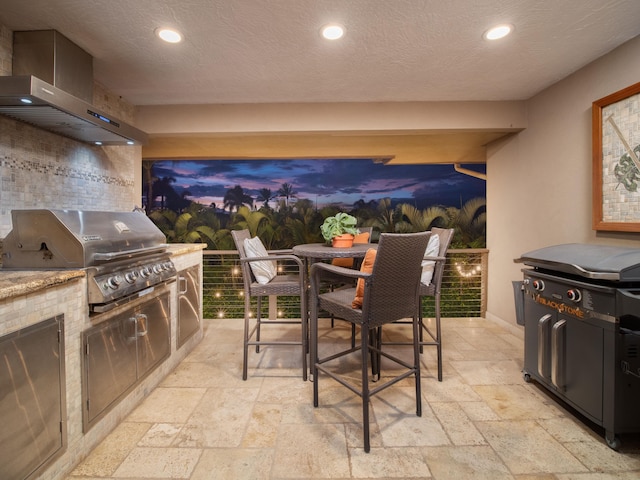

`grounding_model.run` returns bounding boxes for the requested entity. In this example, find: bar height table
[292,242,377,375]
